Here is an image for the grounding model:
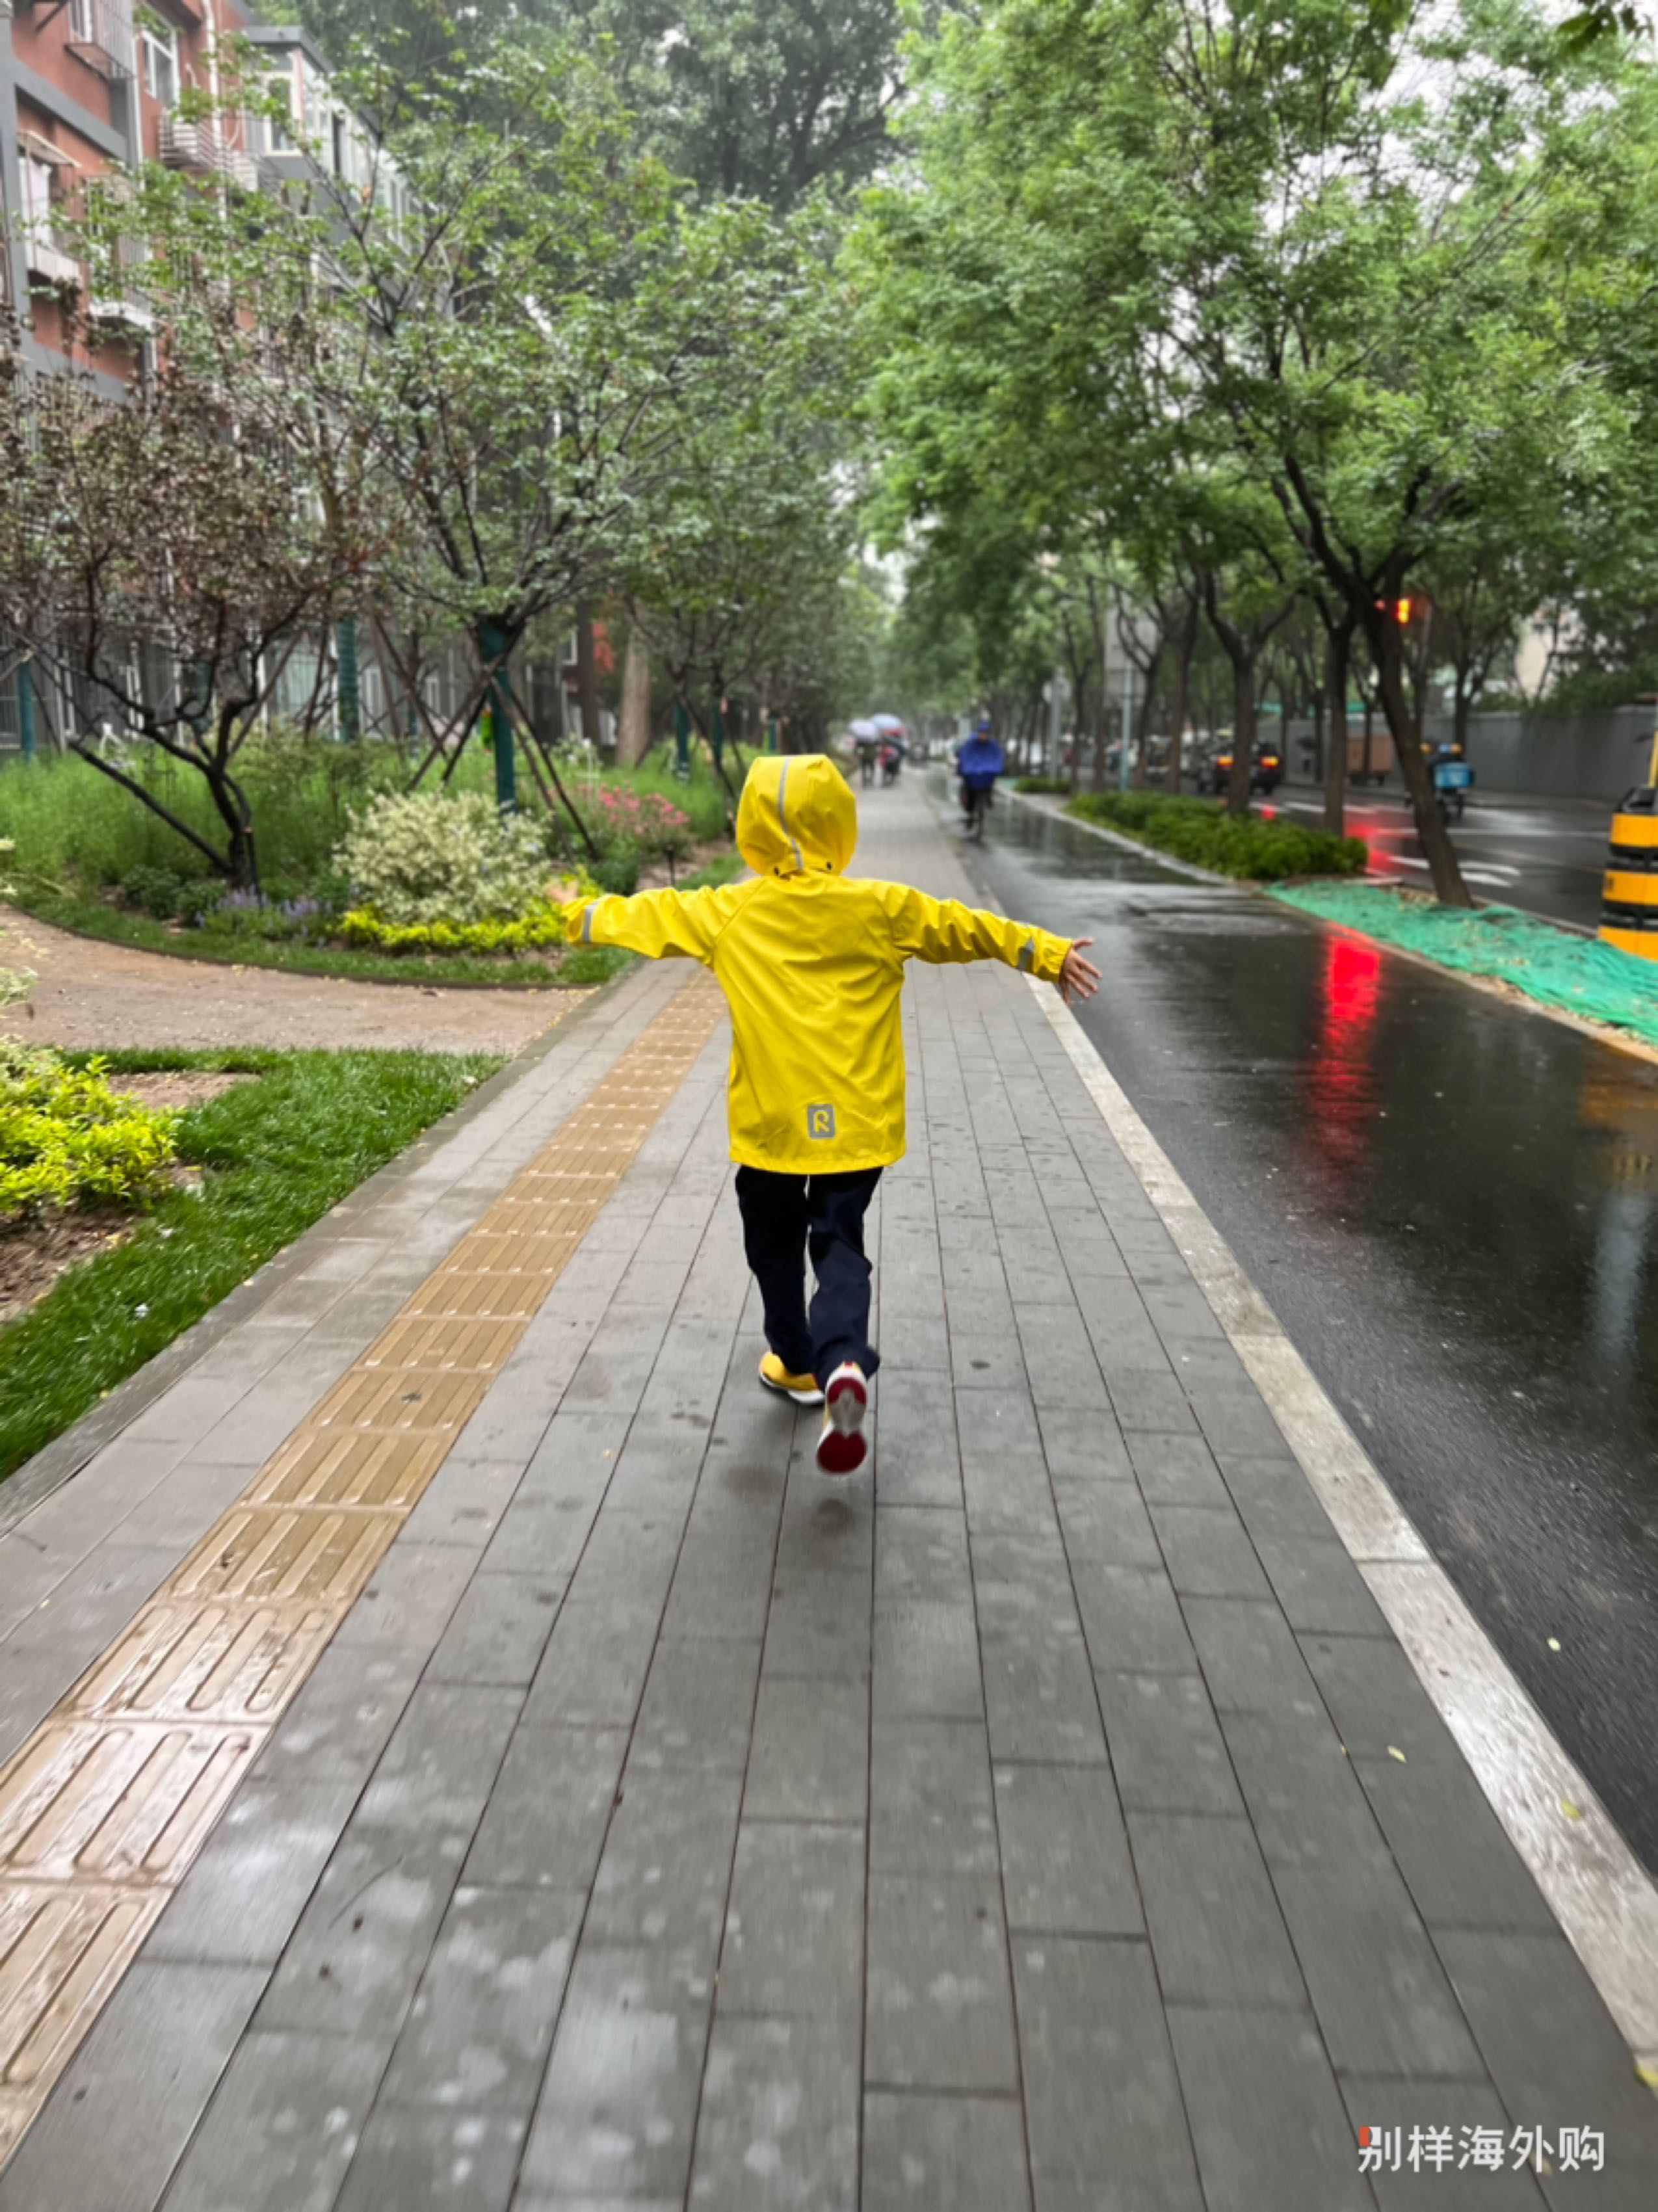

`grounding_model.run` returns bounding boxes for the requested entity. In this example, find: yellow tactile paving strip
[0,979,724,2166]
